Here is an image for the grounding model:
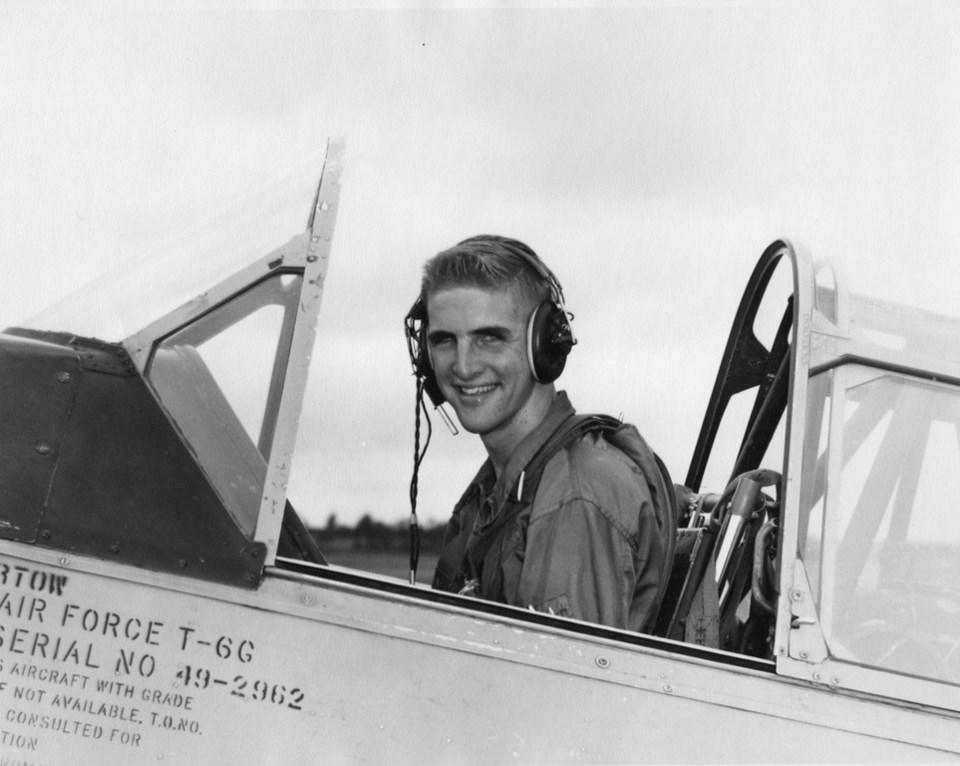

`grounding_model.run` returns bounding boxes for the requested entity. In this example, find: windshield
[145,270,305,536]
[801,366,960,684]
[812,261,960,368]
[18,150,325,343]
